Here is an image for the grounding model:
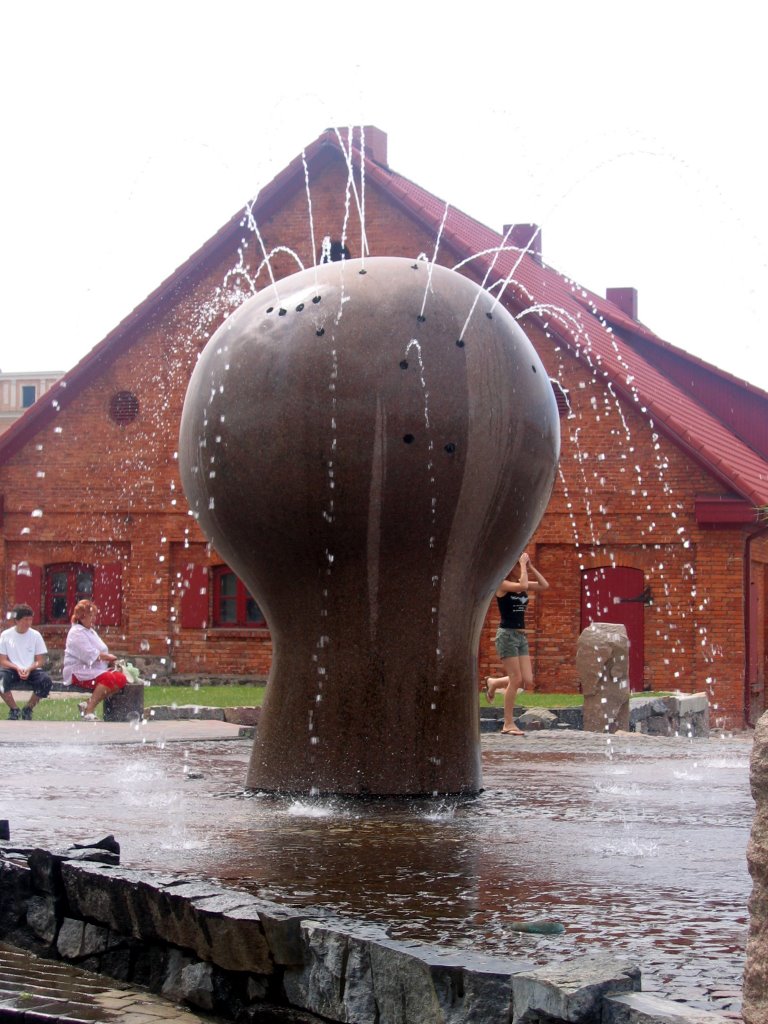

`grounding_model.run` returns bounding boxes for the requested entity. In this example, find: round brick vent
[109,390,140,425]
